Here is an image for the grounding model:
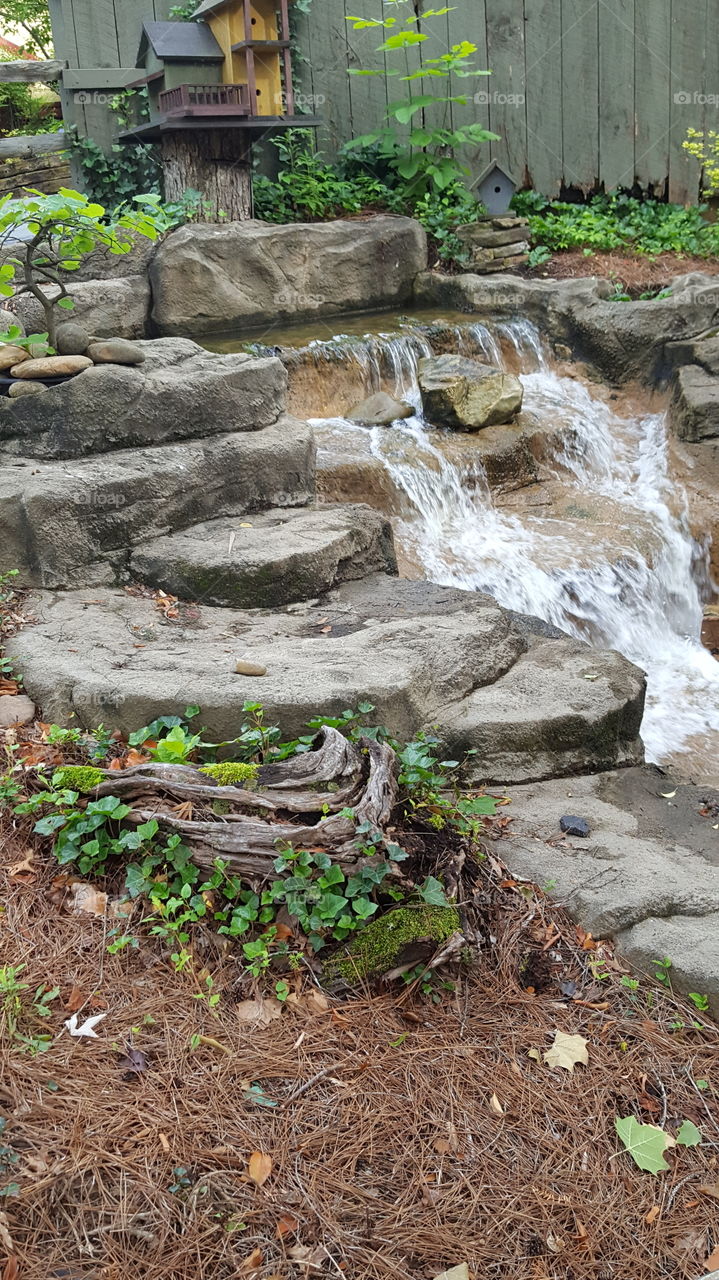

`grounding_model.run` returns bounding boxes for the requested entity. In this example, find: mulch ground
[0,806,718,1280]
[525,250,719,294]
